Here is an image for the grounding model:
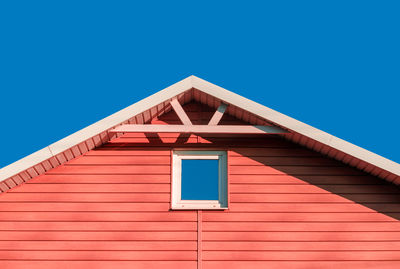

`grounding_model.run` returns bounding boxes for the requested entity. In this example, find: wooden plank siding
[0,102,399,268]
[0,145,197,269]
